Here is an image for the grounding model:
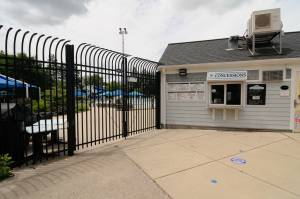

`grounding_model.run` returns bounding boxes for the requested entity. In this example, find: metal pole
[120,28,128,137]
[155,71,161,129]
[66,44,76,155]
[122,33,125,57]
[279,31,282,54]
[122,57,128,137]
[252,34,255,56]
